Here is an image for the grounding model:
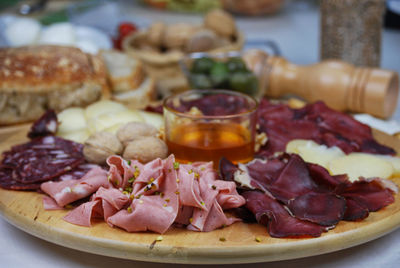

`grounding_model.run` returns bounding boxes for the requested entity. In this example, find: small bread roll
[204,9,236,37]
[163,23,198,49]
[185,29,218,52]
[147,22,166,47]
